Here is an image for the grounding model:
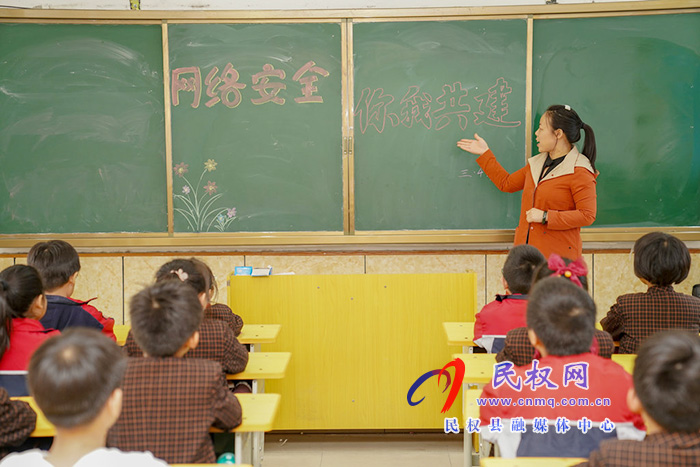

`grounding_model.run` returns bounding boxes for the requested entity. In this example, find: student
[123,258,249,376]
[191,258,244,336]
[473,245,545,353]
[0,329,167,467]
[27,240,115,339]
[0,388,36,460]
[0,265,60,396]
[496,254,614,366]
[578,330,700,466]
[601,232,700,354]
[108,280,242,464]
[480,277,645,458]
[458,104,597,260]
